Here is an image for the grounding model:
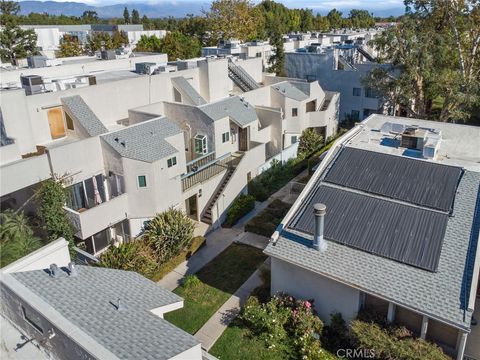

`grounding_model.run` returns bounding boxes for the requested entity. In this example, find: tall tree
[0,0,38,65]
[158,31,201,61]
[268,29,285,76]
[326,9,343,29]
[123,7,130,24]
[205,0,259,43]
[365,0,480,123]
[57,34,83,57]
[349,9,375,28]
[81,10,98,23]
[131,9,140,24]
